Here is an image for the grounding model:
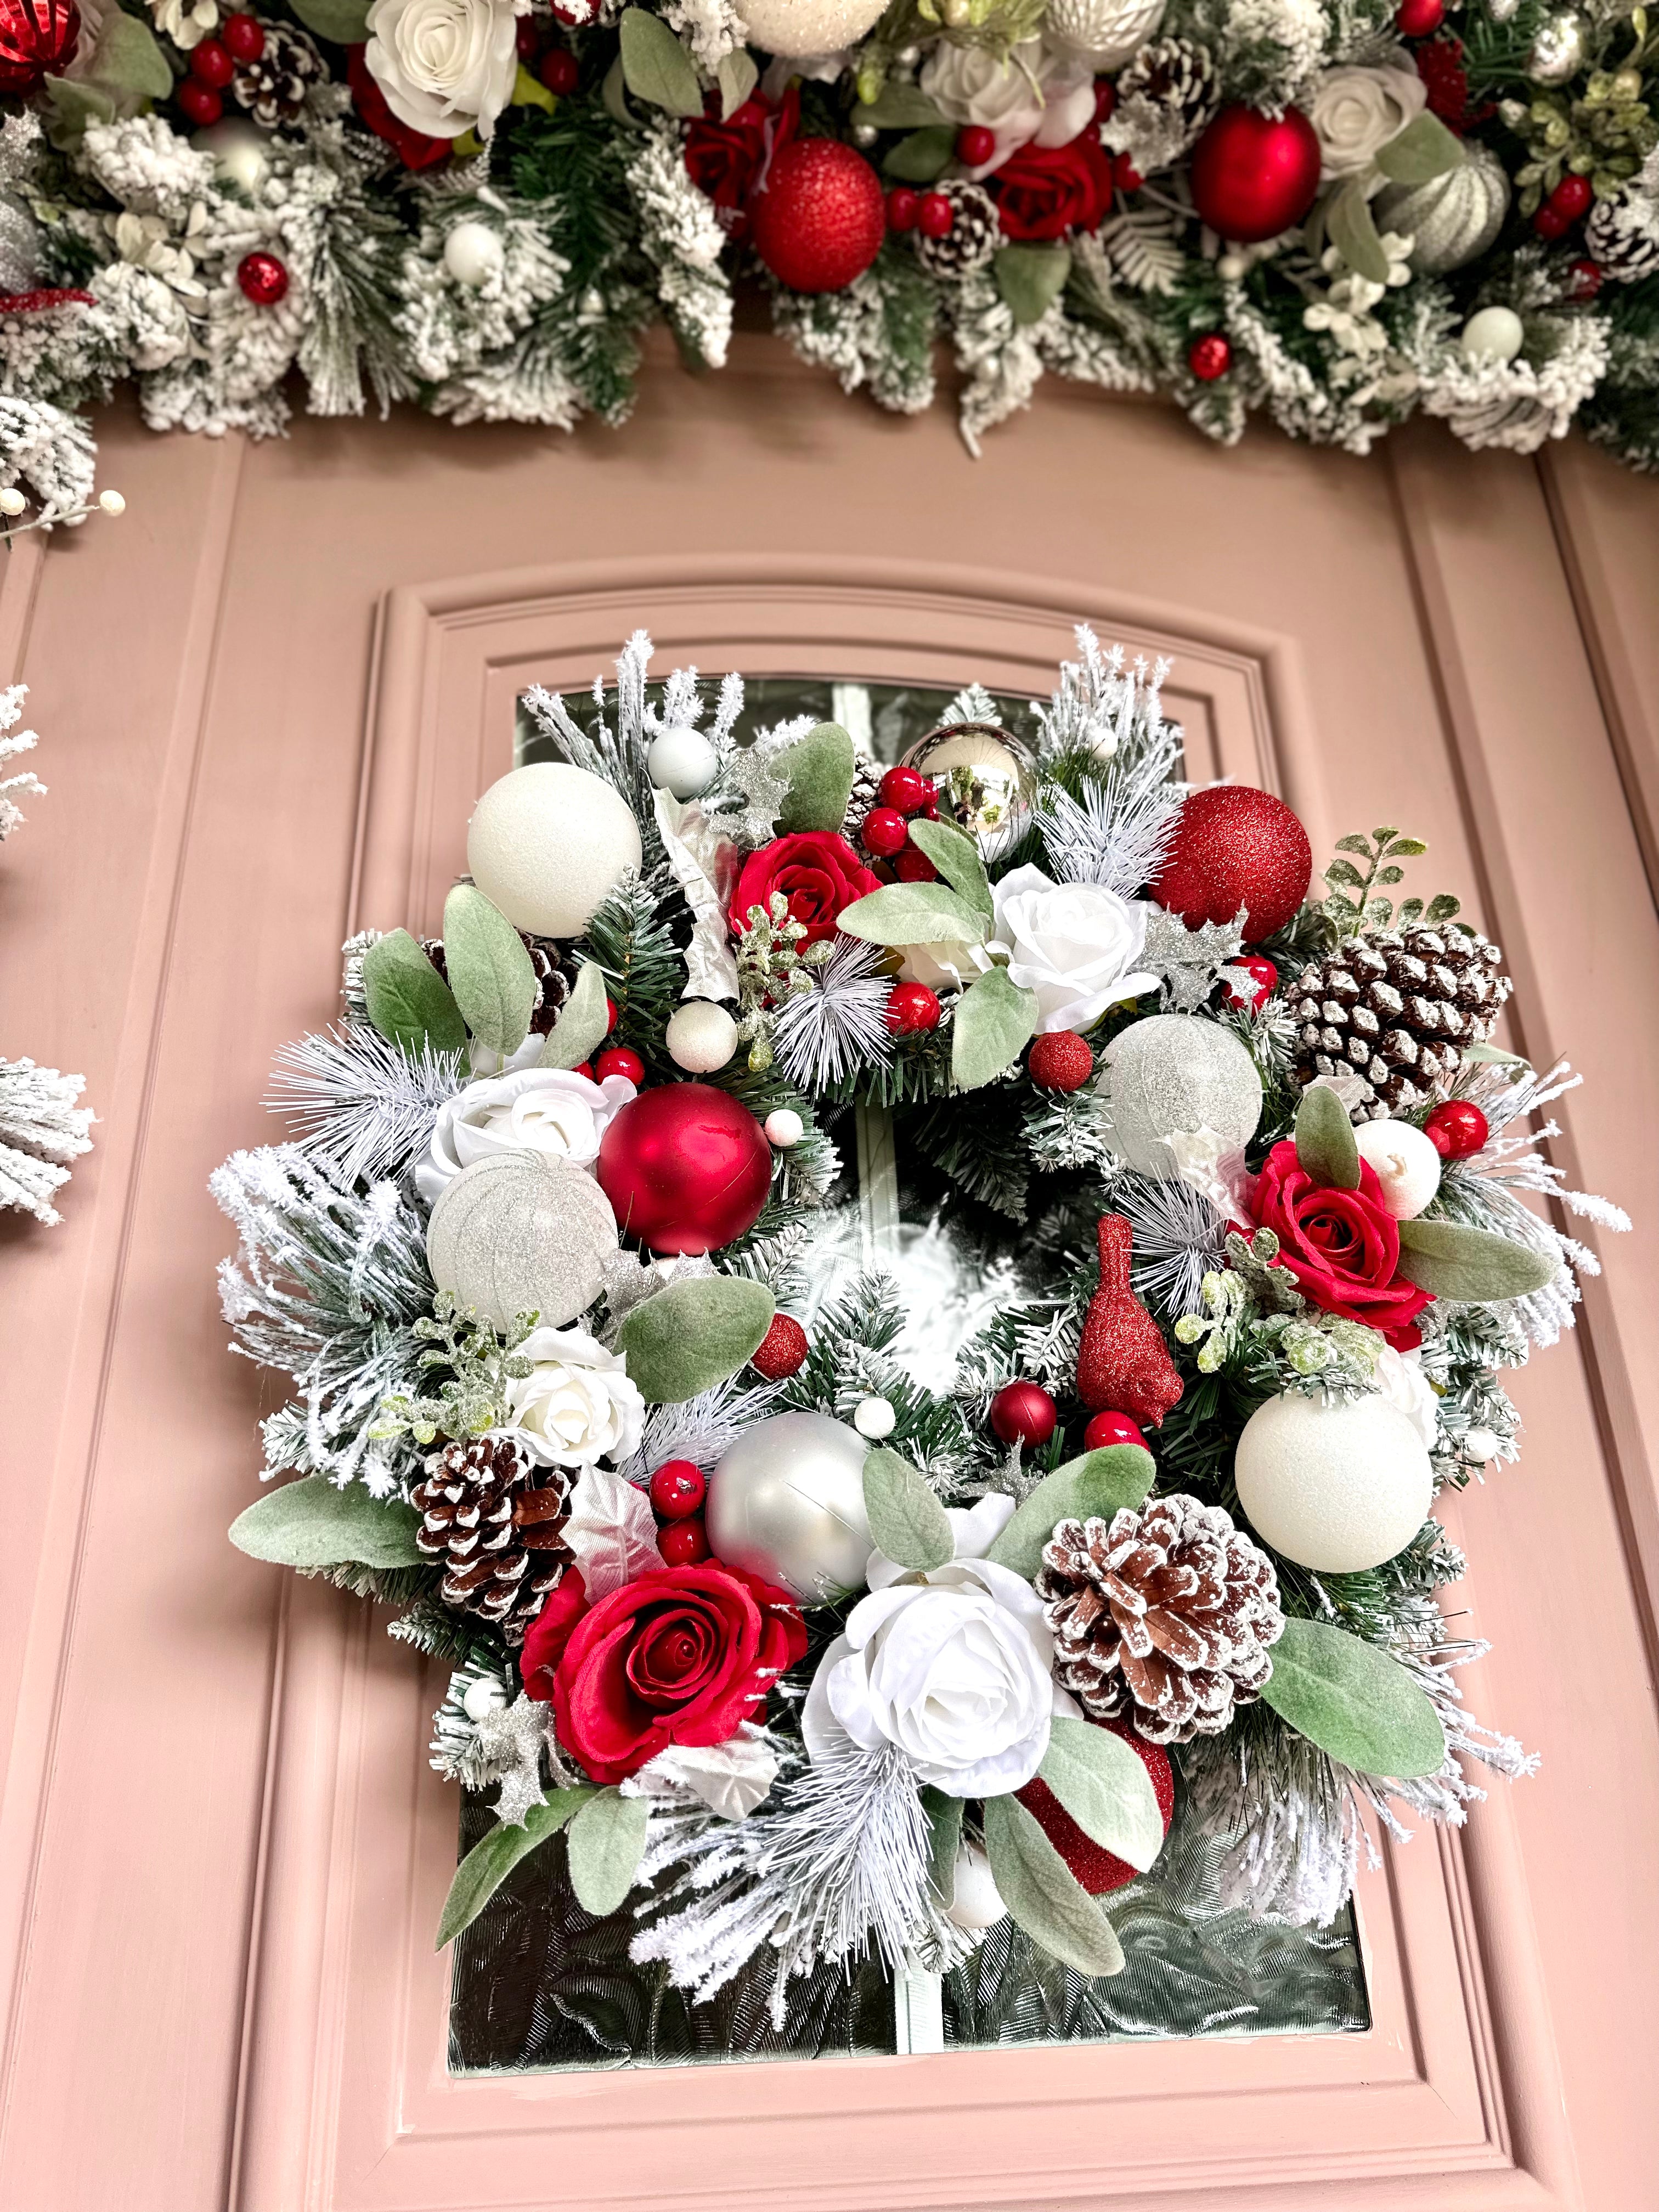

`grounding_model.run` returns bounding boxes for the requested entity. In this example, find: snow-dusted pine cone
[1291,924,1511,1118]
[233,22,324,126]
[1105,36,1220,167]
[914,182,1001,278]
[1037,1496,1283,1745]
[842,749,884,842]
[1584,190,1659,284]
[409,1434,571,1643]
